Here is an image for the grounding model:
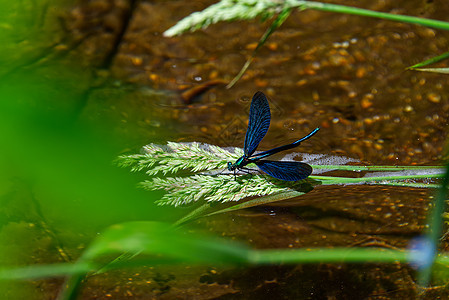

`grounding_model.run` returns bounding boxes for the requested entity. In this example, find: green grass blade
[3,238,449,280]
[412,68,449,74]
[82,221,250,263]
[227,7,292,88]
[0,263,91,280]
[376,182,440,188]
[172,202,213,227]
[250,247,408,264]
[226,57,254,89]
[299,2,449,31]
[58,221,251,299]
[312,174,442,185]
[408,51,449,69]
[312,165,443,171]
